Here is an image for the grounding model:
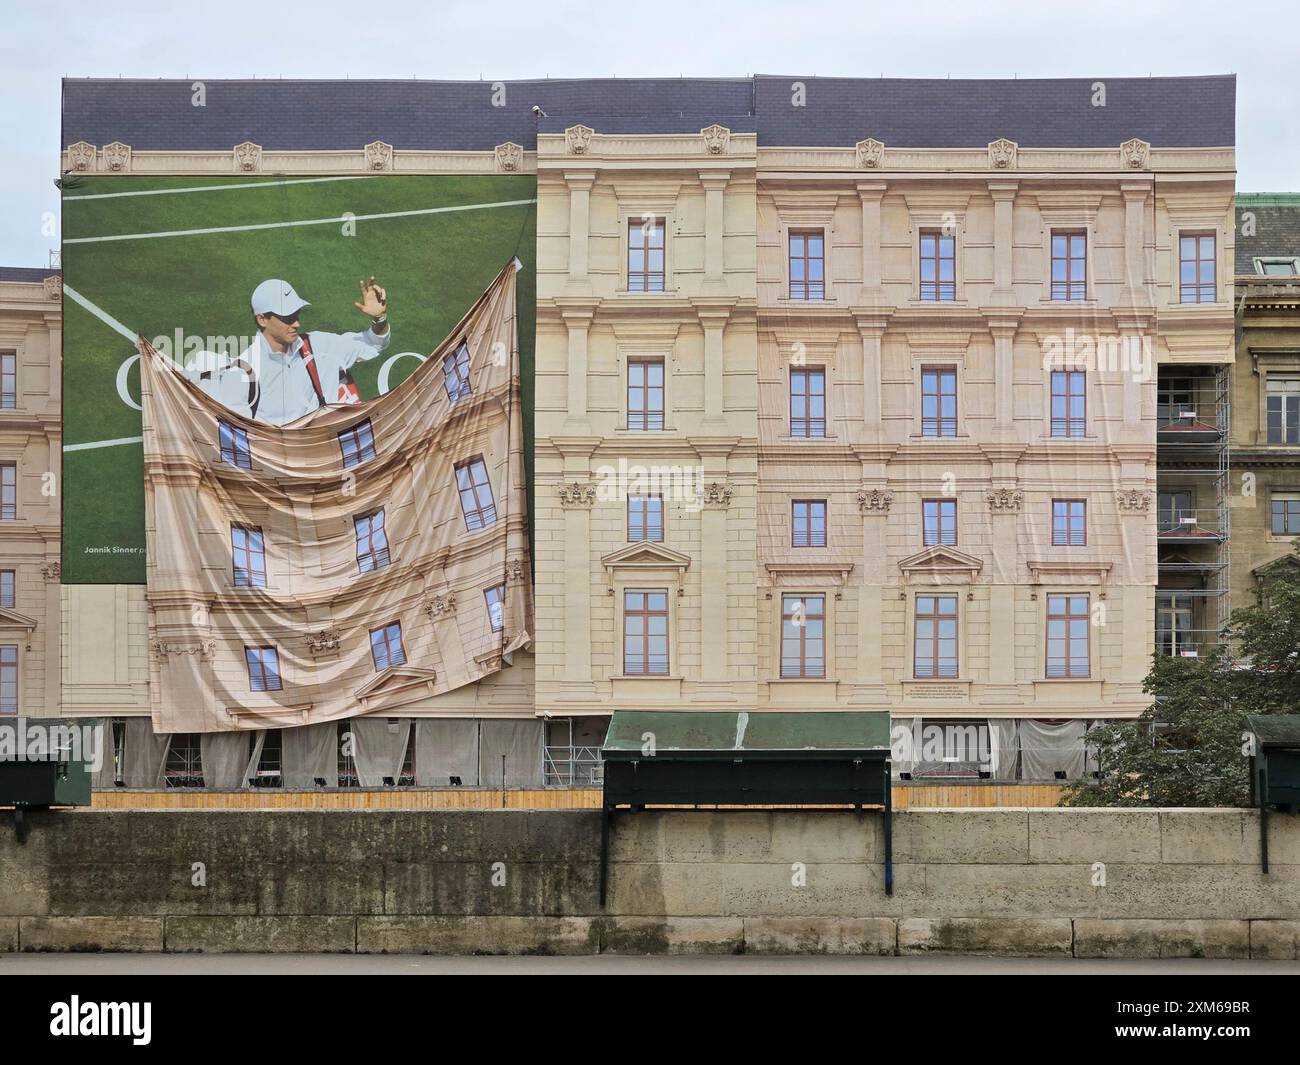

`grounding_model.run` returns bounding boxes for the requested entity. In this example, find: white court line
[66,198,538,244]
[63,283,138,343]
[63,175,377,202]
[65,436,143,453]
